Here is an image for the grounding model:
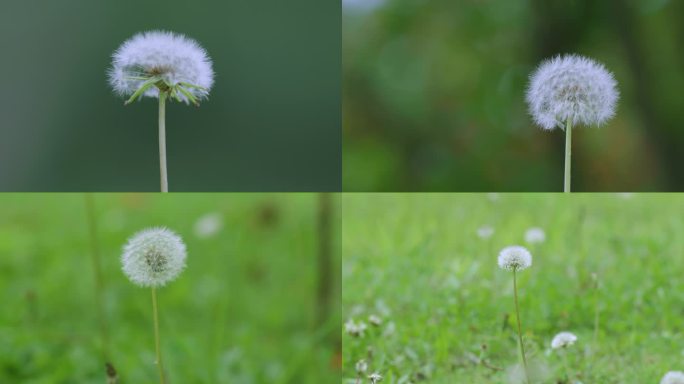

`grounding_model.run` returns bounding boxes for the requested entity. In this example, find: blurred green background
[0,193,340,383]
[343,0,684,191]
[343,193,684,382]
[0,0,340,191]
